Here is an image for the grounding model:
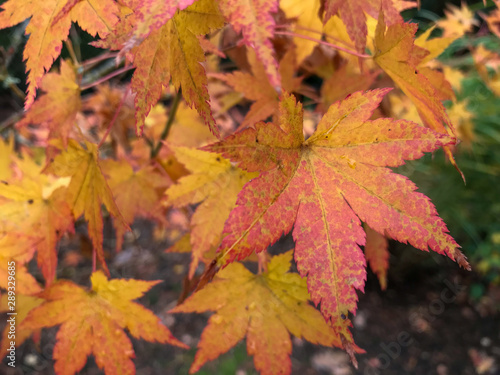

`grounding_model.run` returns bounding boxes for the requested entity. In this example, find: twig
[80,65,134,91]
[150,90,183,158]
[274,30,371,58]
[275,24,355,50]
